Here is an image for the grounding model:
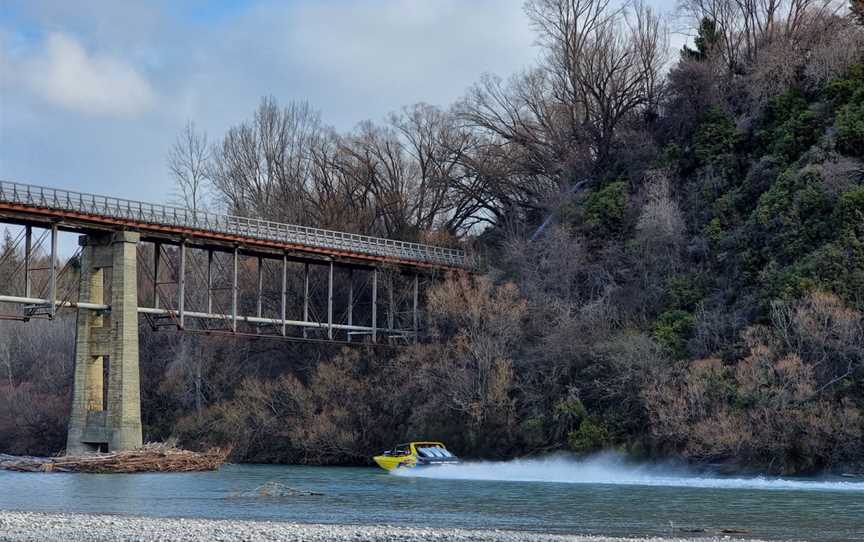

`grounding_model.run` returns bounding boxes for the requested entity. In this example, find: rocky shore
[0,511,761,542]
